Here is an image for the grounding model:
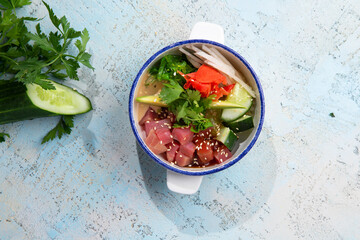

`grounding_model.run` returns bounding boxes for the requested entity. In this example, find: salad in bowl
[131,40,263,174]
